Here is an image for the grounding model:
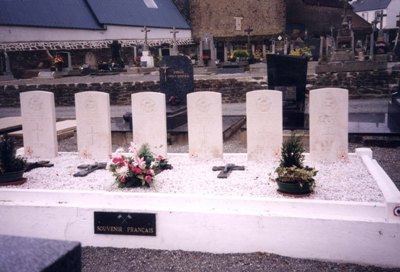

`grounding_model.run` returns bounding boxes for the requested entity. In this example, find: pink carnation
[145,175,152,183]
